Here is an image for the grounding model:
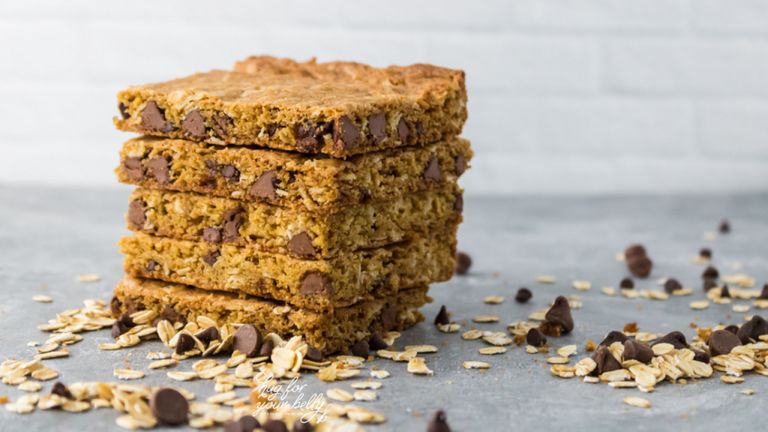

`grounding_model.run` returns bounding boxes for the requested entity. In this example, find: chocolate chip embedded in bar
[114,56,467,157]
[116,135,472,214]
